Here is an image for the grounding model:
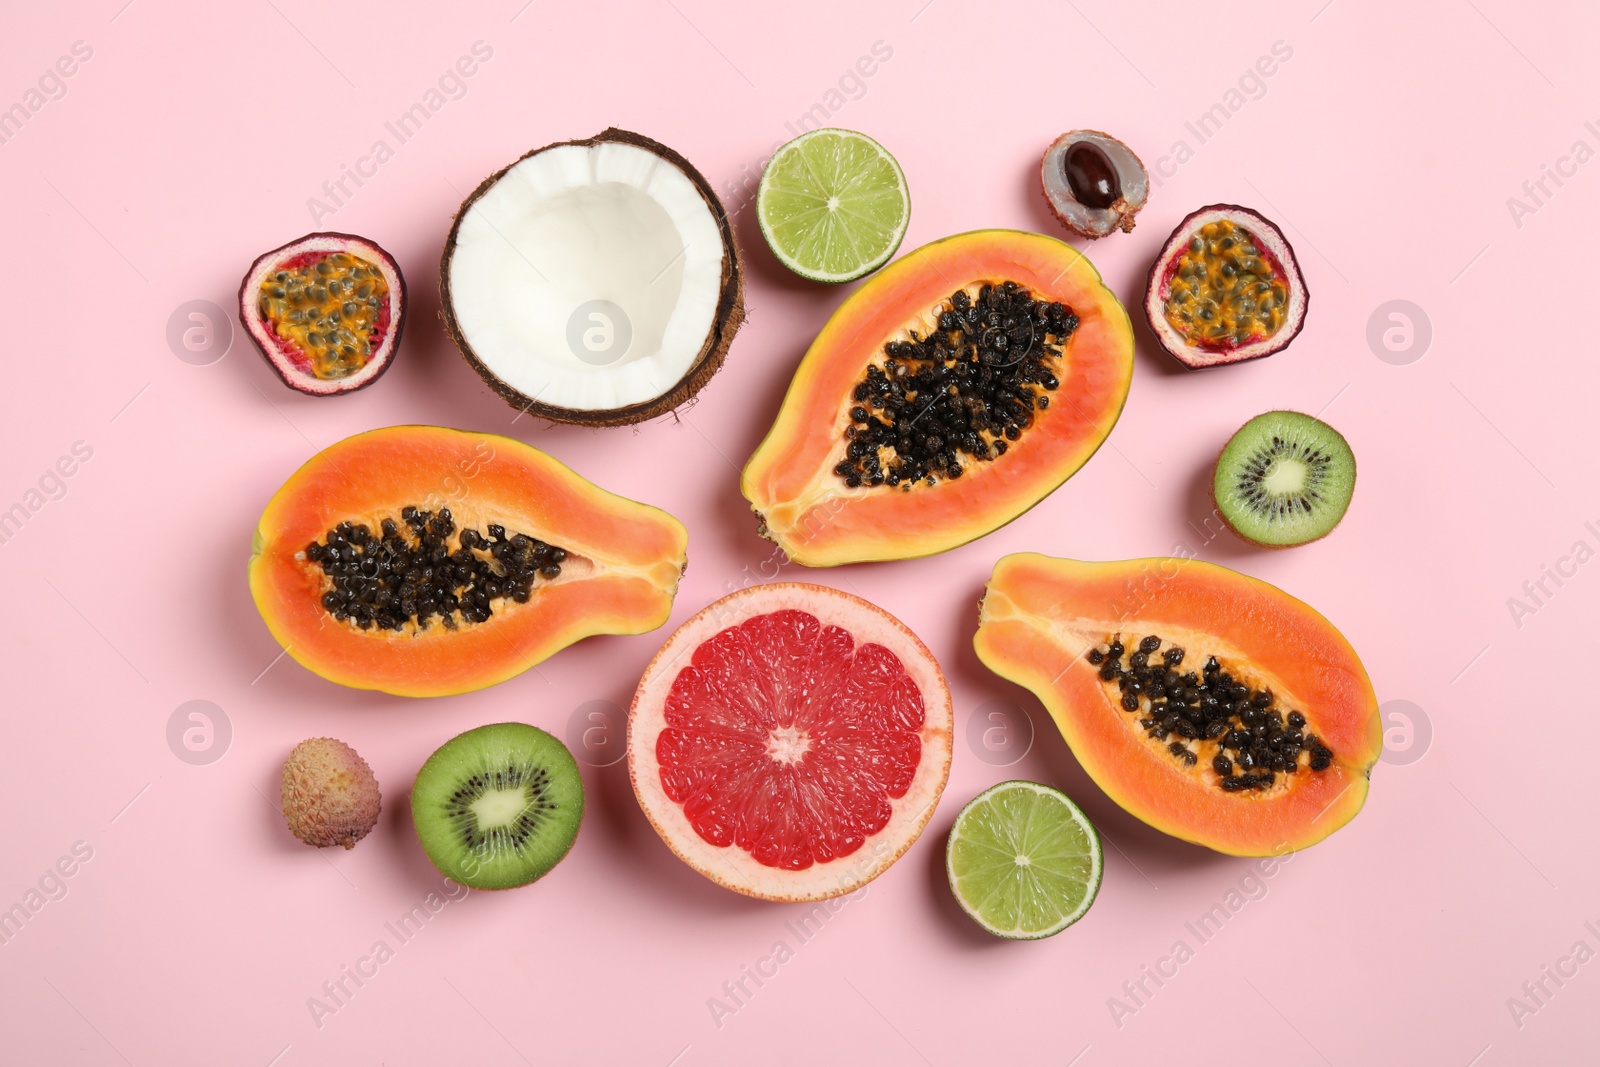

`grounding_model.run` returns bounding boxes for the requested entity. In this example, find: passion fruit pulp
[1144,205,1306,369]
[239,232,406,395]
